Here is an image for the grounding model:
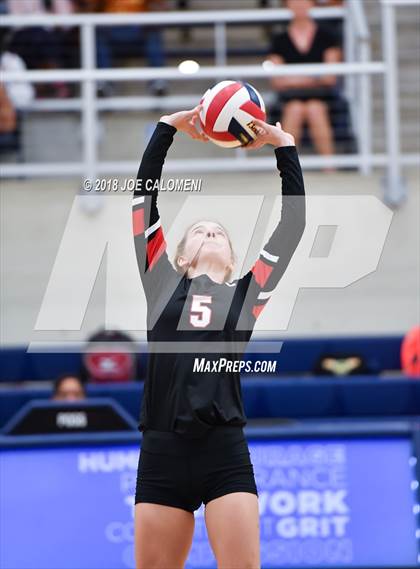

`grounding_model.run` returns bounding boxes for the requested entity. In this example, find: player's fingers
[255,132,269,144]
[255,127,267,137]
[187,127,200,139]
[251,118,267,128]
[245,139,263,150]
[192,126,208,141]
[191,115,204,130]
[253,124,269,137]
[185,105,202,121]
[195,120,208,137]
[186,114,207,140]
